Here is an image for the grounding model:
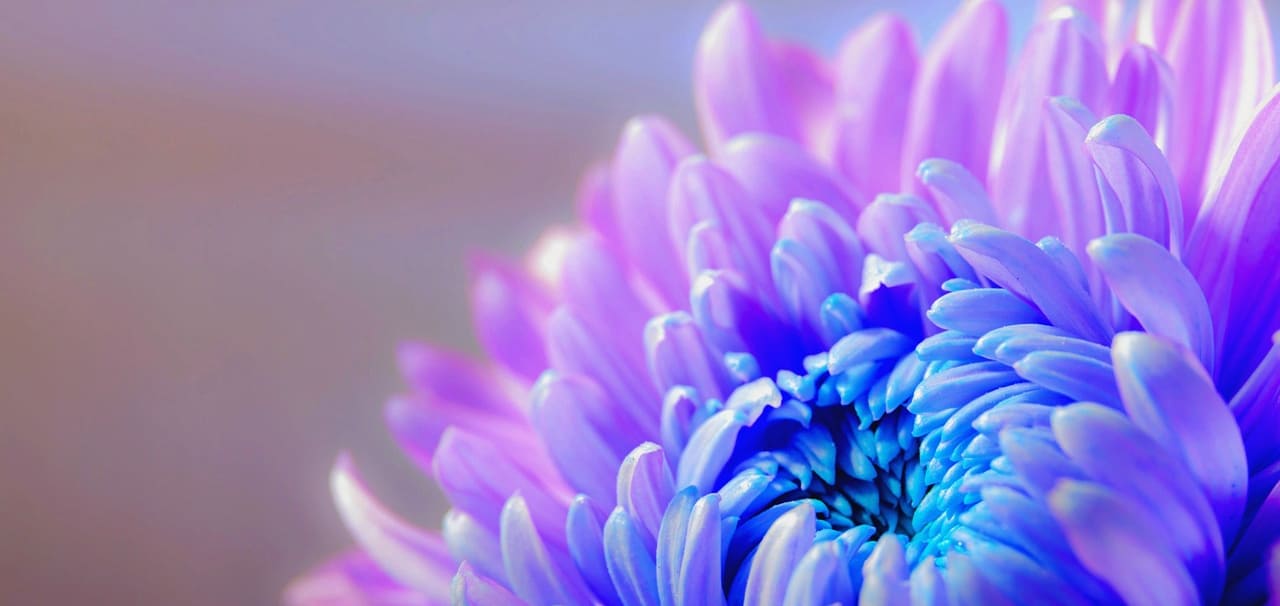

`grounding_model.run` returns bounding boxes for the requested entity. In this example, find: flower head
[289,1,1280,604]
